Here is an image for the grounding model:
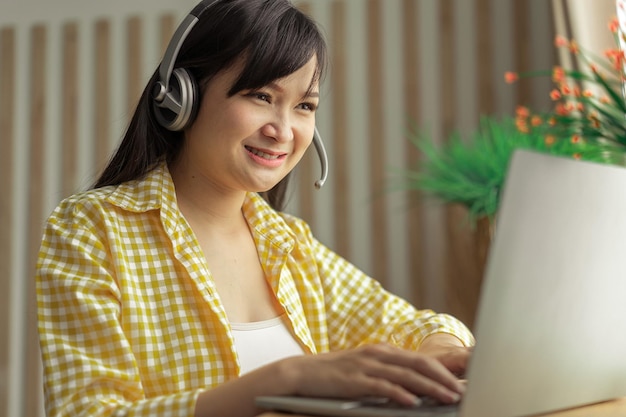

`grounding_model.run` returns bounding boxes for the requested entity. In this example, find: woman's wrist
[418,333,466,352]
[261,356,301,395]
[417,333,471,378]
[193,359,302,417]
